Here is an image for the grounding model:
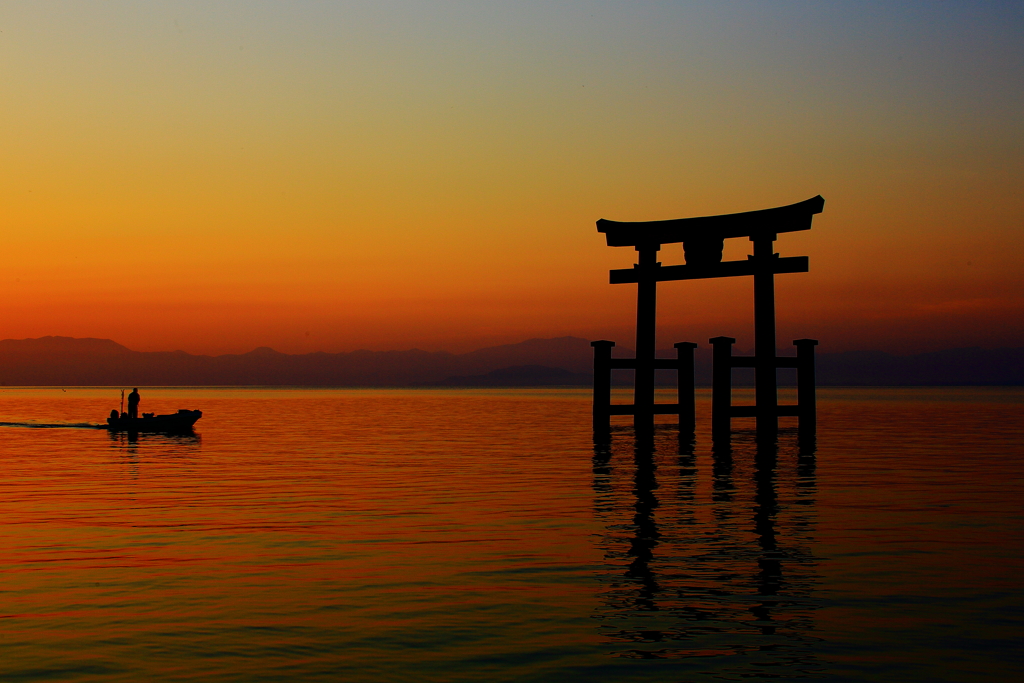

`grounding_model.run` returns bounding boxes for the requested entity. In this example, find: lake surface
[0,387,1021,681]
